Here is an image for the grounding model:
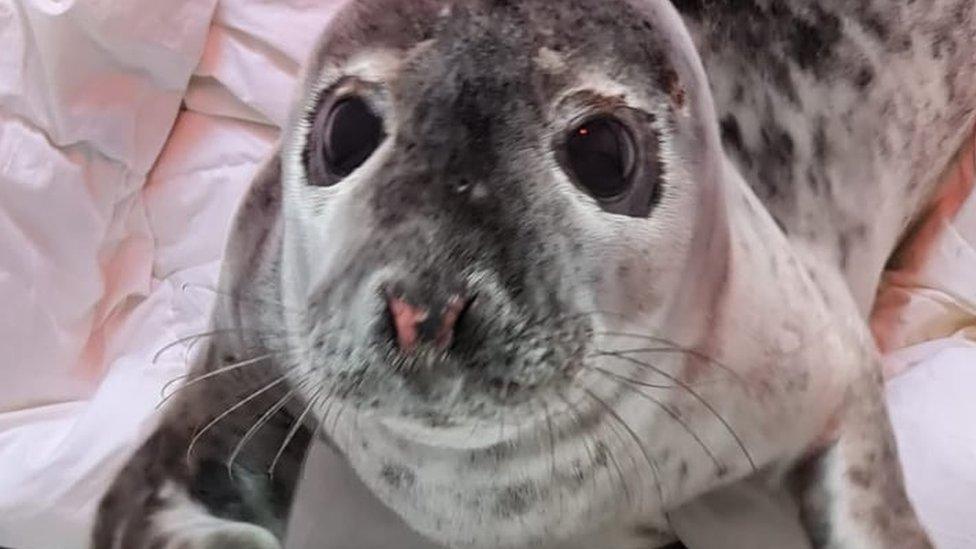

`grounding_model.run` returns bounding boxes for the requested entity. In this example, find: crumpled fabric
[0,0,216,546]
